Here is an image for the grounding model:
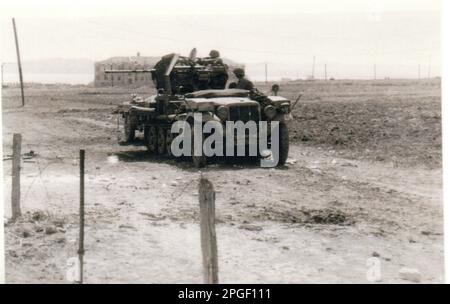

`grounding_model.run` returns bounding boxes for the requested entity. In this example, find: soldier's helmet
[209,50,220,58]
[233,68,245,77]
